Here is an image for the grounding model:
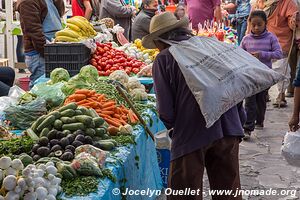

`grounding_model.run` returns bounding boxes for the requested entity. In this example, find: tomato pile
[90,43,146,76]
